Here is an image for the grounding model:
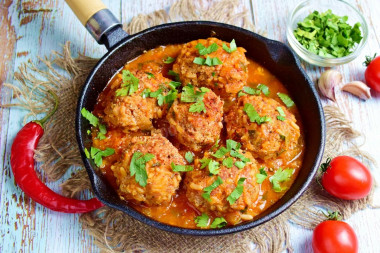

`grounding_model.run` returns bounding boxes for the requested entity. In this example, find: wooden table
[1,0,379,252]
